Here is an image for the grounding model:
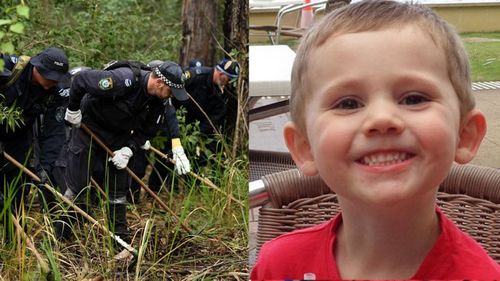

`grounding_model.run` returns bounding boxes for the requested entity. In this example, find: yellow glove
[171,138,191,175]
